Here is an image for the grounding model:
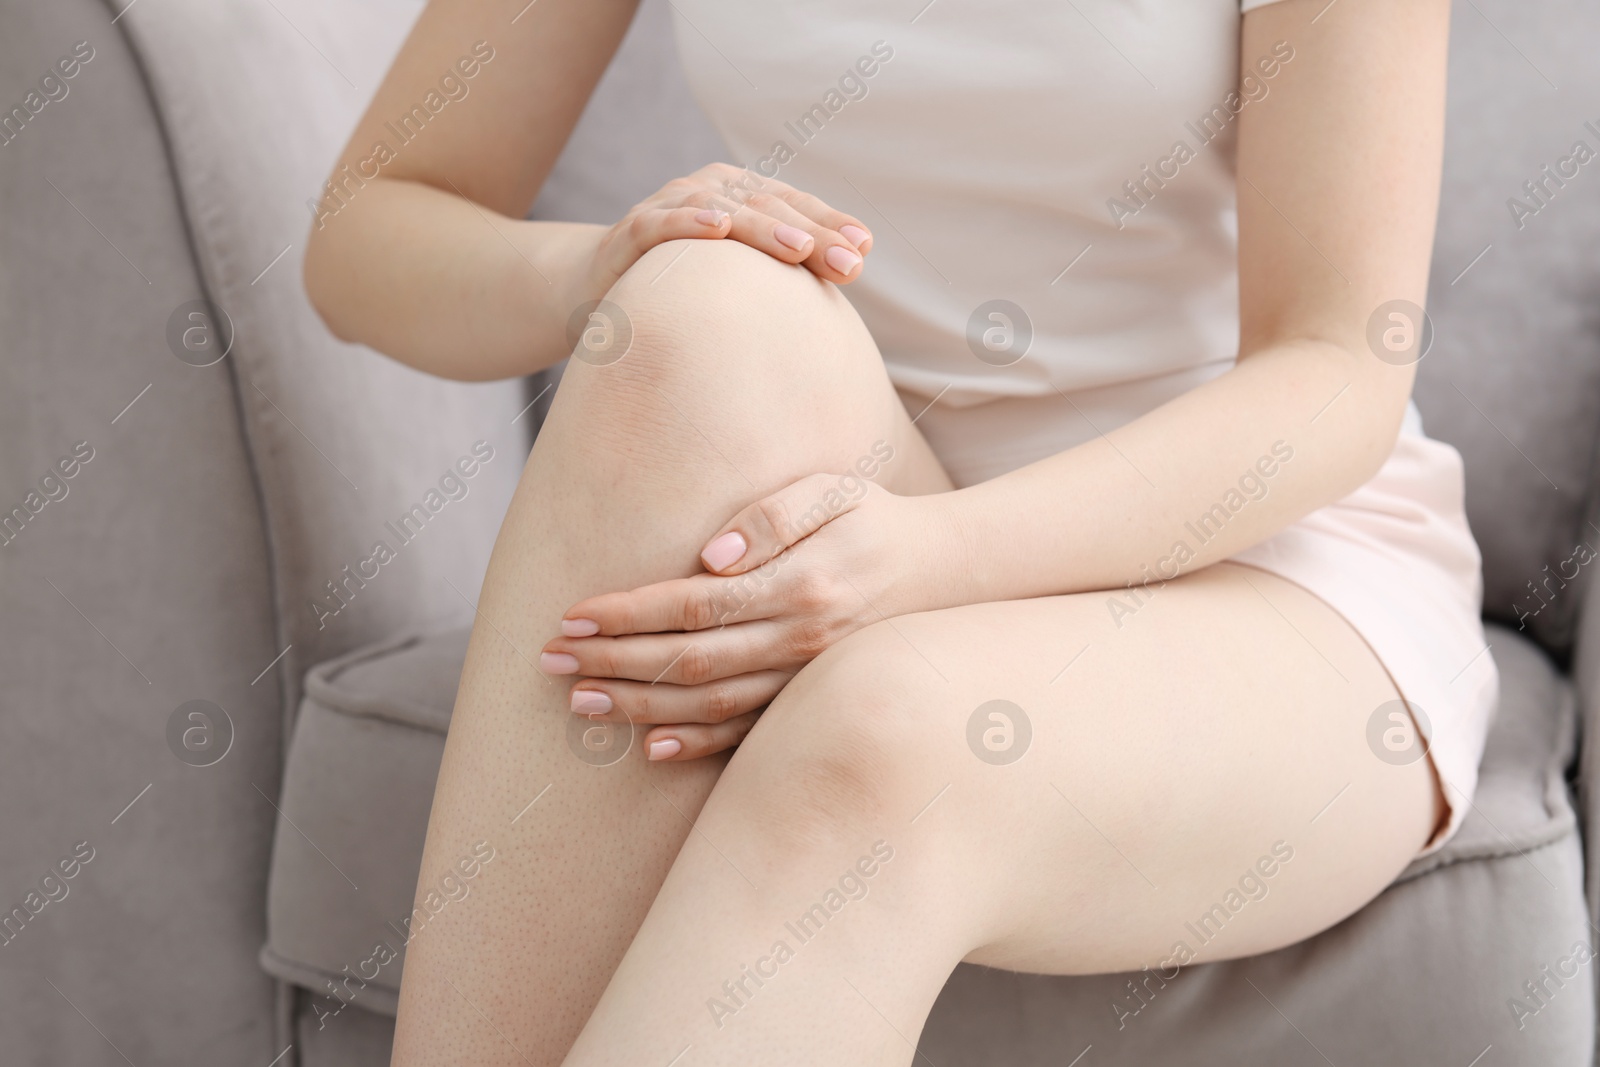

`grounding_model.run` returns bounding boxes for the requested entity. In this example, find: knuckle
[683,587,722,631]
[755,496,796,543]
[591,645,622,678]
[789,571,835,613]
[624,212,652,242]
[676,643,717,685]
[721,583,755,624]
[722,173,762,202]
[787,616,835,659]
[744,191,785,214]
[703,682,741,724]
